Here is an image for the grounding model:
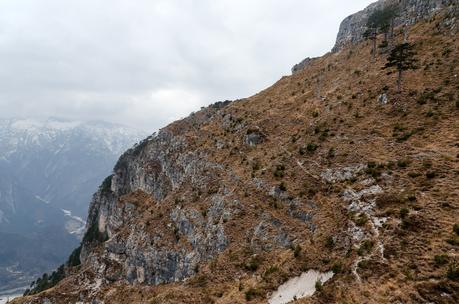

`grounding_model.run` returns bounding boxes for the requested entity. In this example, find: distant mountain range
[0,117,147,293]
